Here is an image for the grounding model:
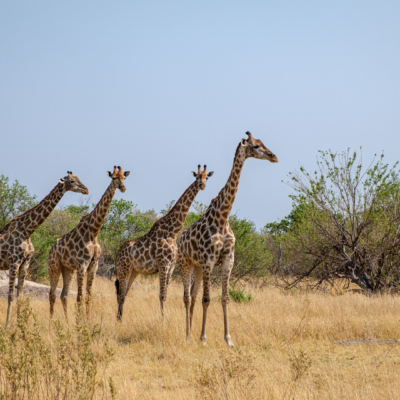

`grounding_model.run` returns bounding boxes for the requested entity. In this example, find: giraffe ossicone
[115,164,213,321]
[178,132,278,348]
[48,166,130,318]
[0,172,89,327]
